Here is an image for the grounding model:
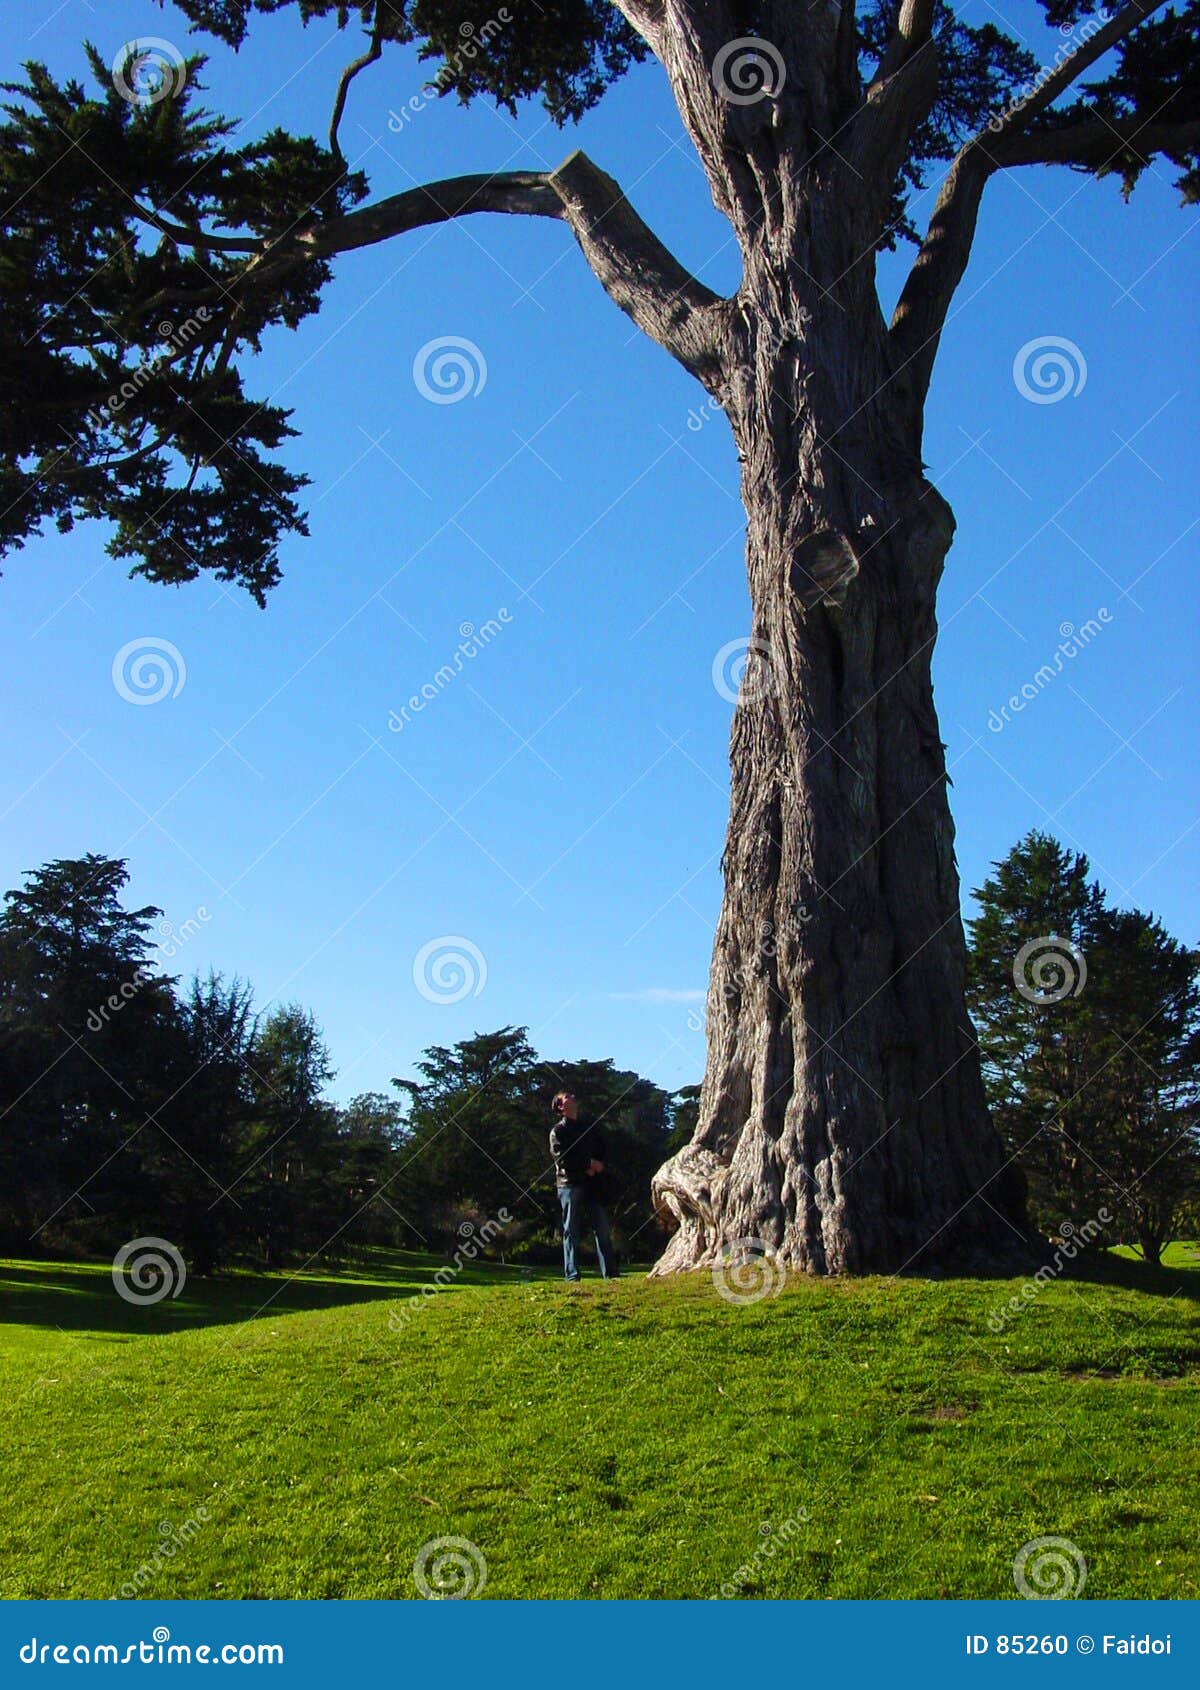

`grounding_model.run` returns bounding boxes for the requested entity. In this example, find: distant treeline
[2,836,1196,1277]
[0,855,691,1272]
